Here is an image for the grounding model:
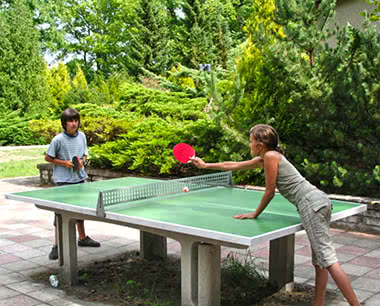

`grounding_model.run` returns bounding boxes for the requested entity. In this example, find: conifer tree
[127,0,171,75]
[0,0,50,115]
[47,61,72,115]
[170,0,249,69]
[72,64,88,89]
